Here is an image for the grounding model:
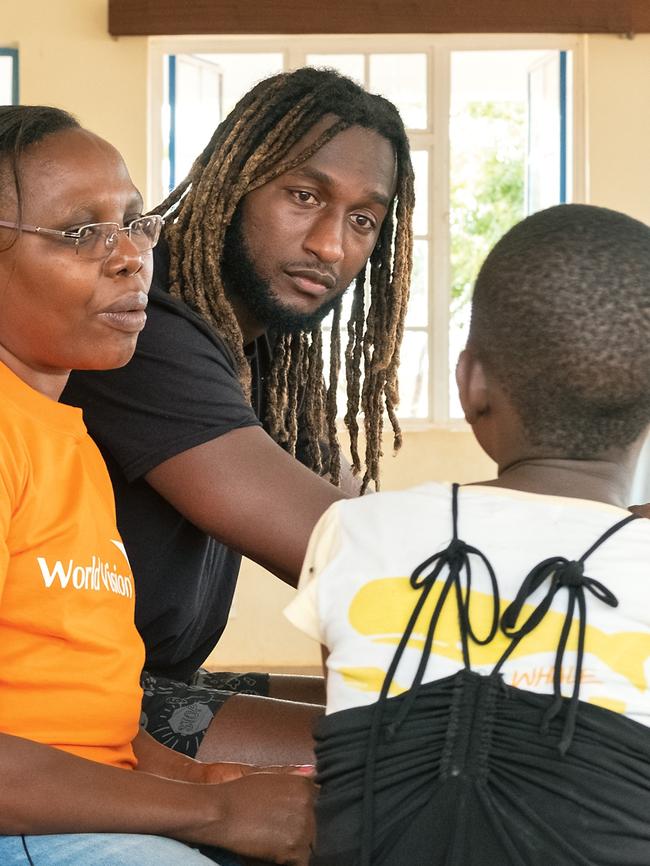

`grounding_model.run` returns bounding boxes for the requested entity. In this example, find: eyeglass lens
[76,217,161,259]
